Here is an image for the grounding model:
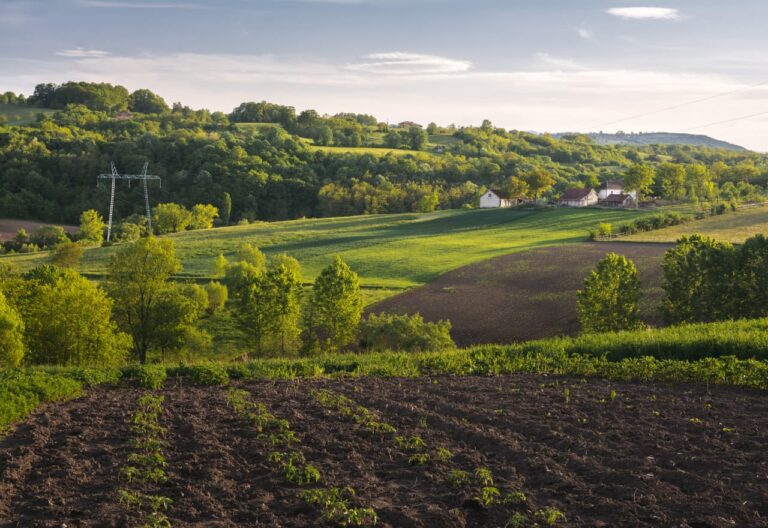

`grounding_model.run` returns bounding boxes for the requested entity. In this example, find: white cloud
[82,1,206,9]
[56,48,110,58]
[536,53,586,71]
[606,7,680,20]
[345,52,472,75]
[575,27,593,40]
